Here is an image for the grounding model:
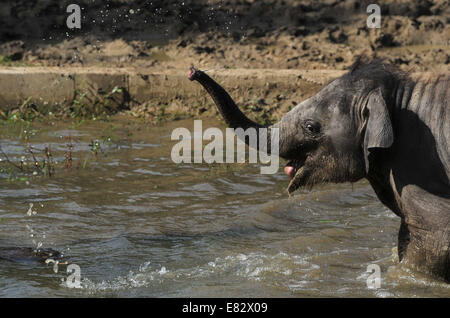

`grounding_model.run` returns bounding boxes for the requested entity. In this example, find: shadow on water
[0,244,64,266]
